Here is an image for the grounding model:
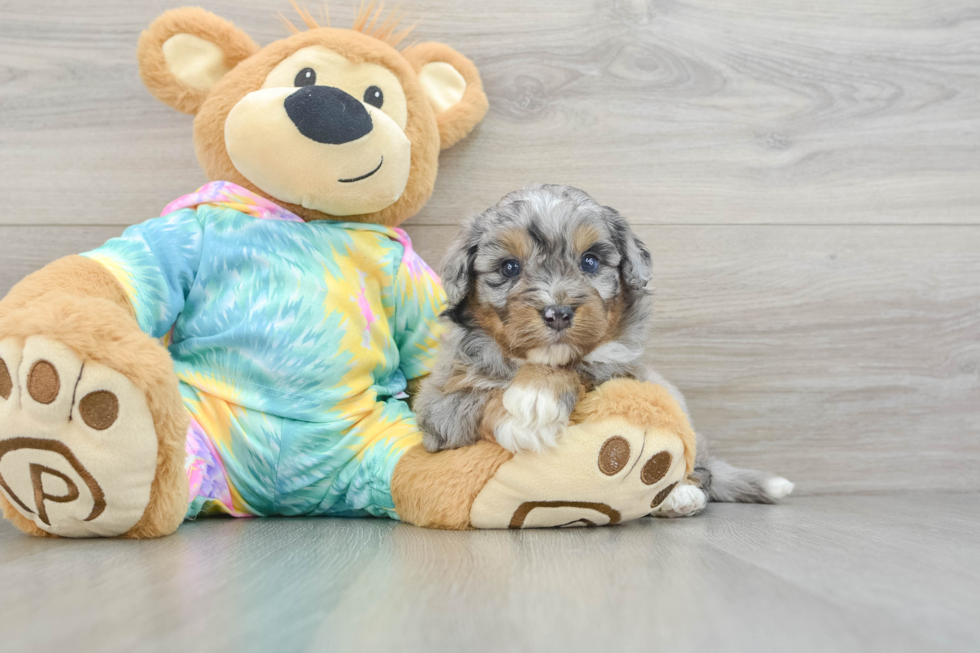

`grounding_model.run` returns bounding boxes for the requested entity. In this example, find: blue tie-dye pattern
[81,204,444,518]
